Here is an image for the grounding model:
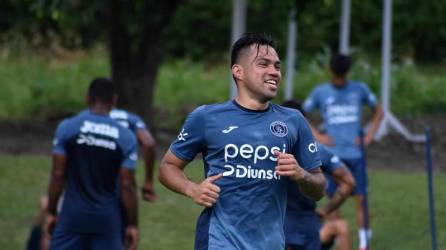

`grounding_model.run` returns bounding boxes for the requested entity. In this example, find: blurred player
[109,108,157,201]
[158,33,325,250]
[320,216,351,250]
[303,54,383,250]
[282,100,355,250]
[46,78,139,250]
